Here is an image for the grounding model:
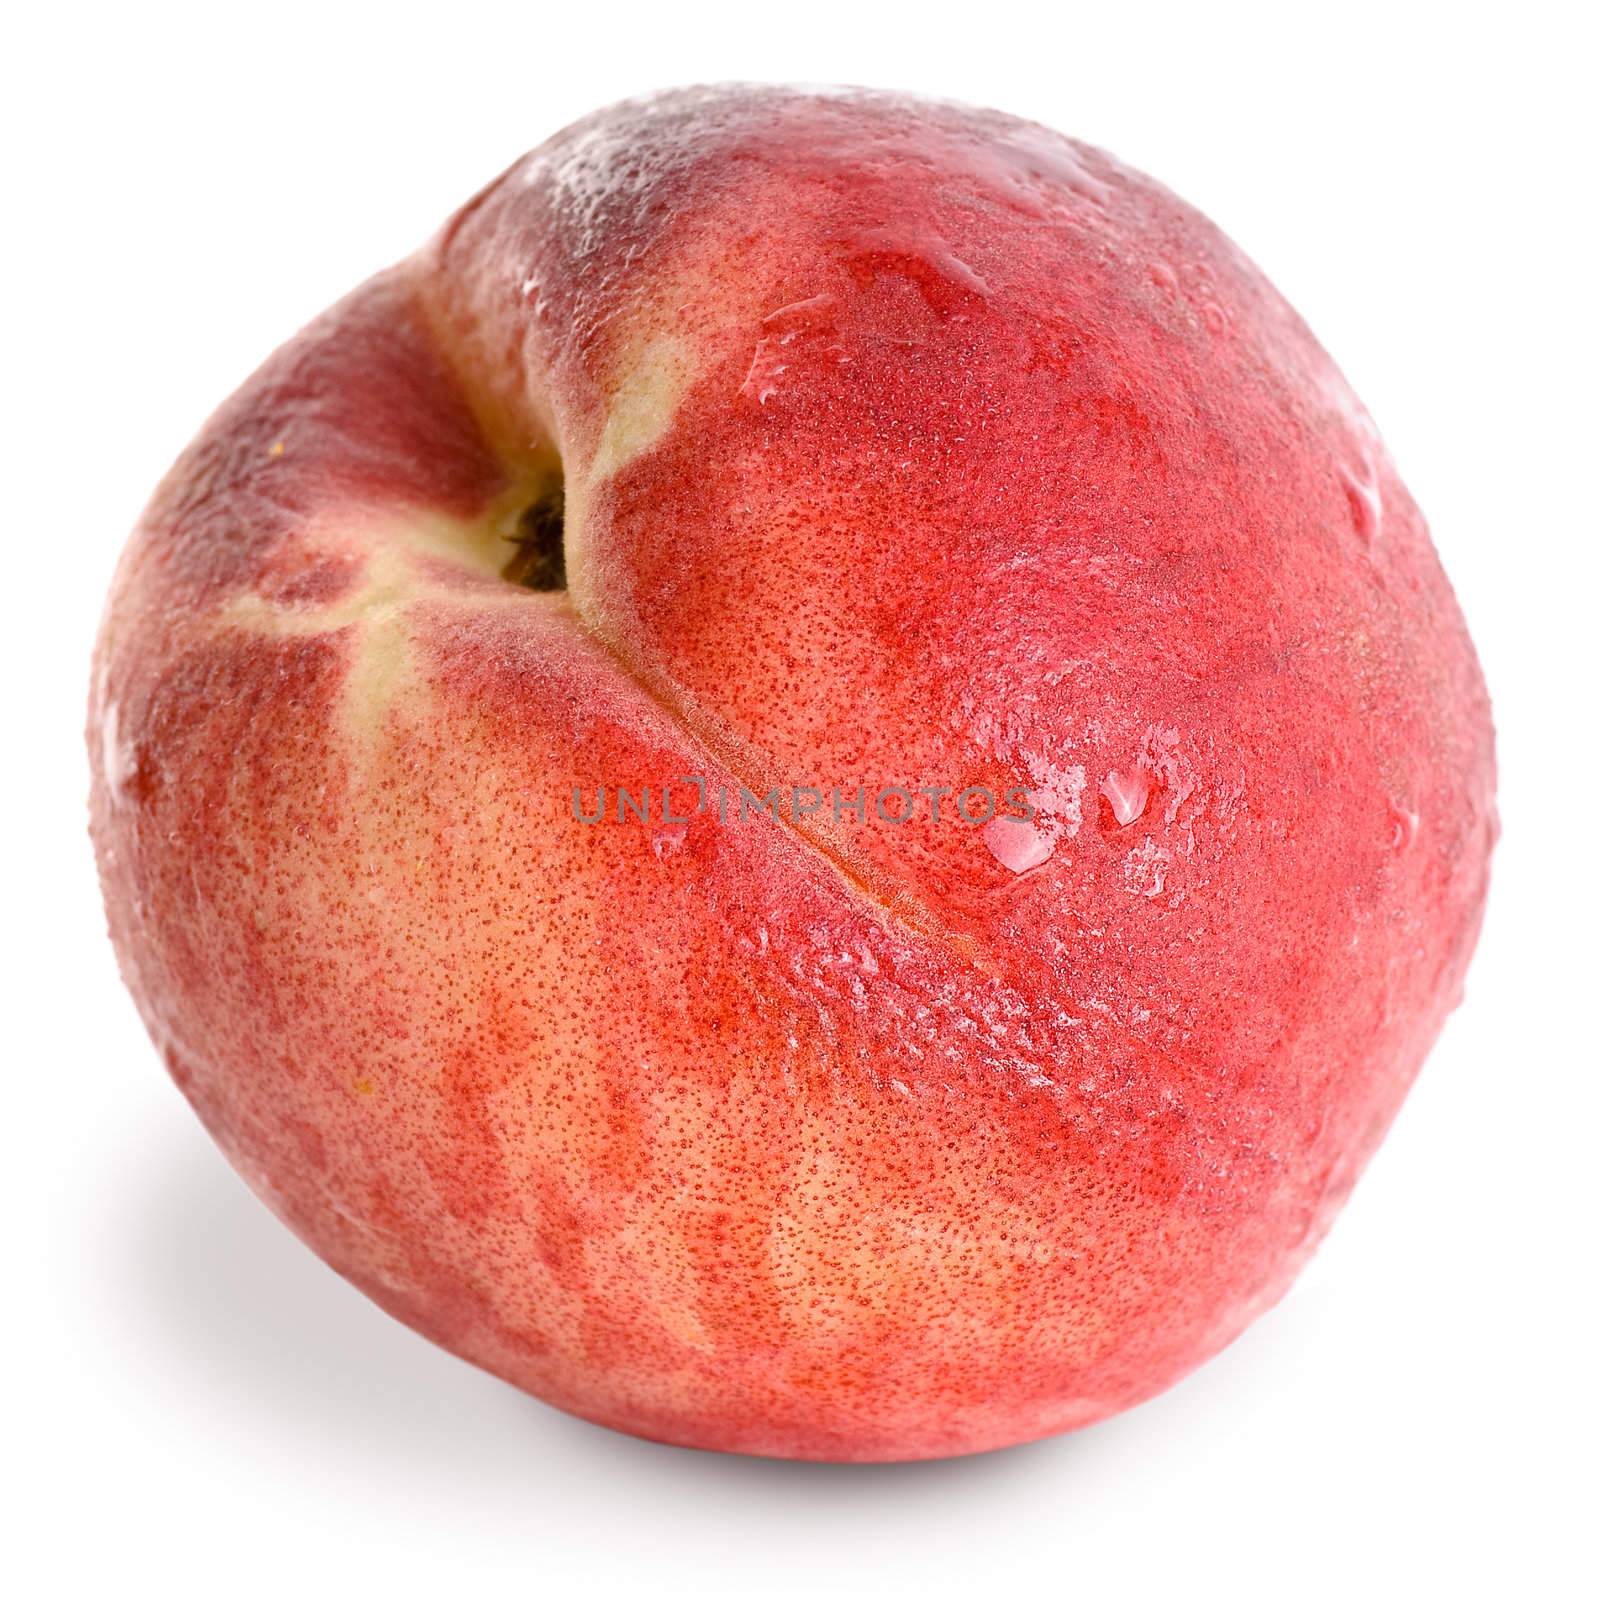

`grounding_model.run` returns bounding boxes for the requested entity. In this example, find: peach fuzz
[89,86,1495,1461]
